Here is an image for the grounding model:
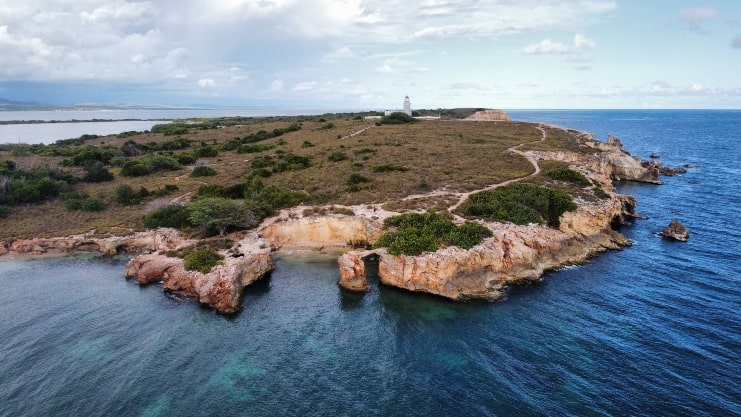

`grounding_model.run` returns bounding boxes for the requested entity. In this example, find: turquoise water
[1,110,739,416]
